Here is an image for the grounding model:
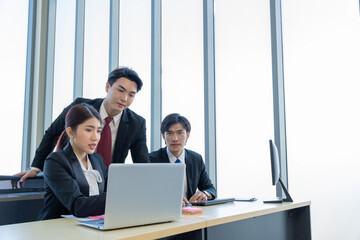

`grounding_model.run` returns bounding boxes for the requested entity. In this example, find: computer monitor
[263,139,293,203]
